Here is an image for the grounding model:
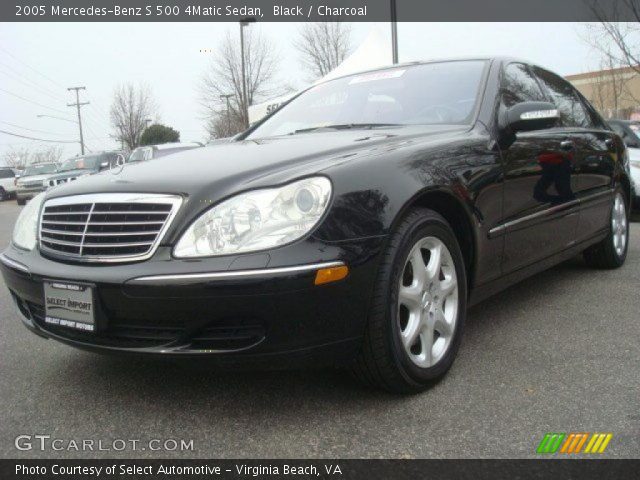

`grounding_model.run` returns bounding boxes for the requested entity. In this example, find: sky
[0,22,603,165]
